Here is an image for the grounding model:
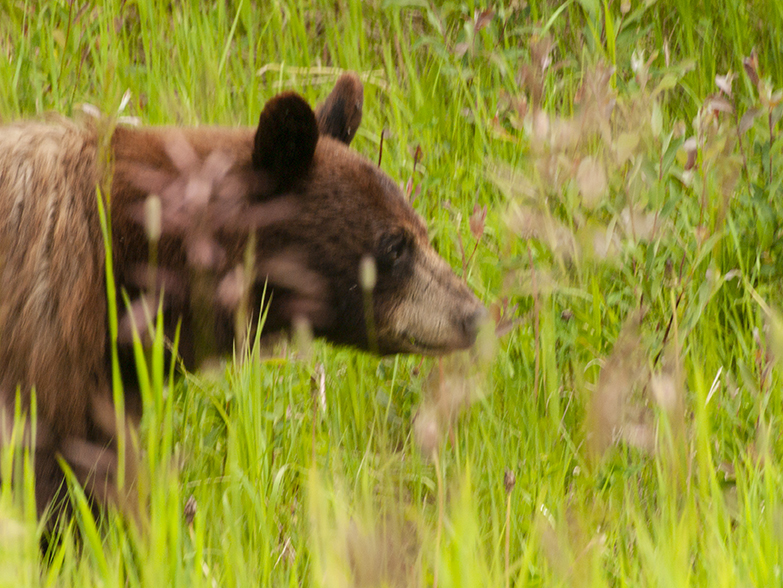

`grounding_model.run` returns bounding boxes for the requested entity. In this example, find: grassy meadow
[2,0,783,585]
